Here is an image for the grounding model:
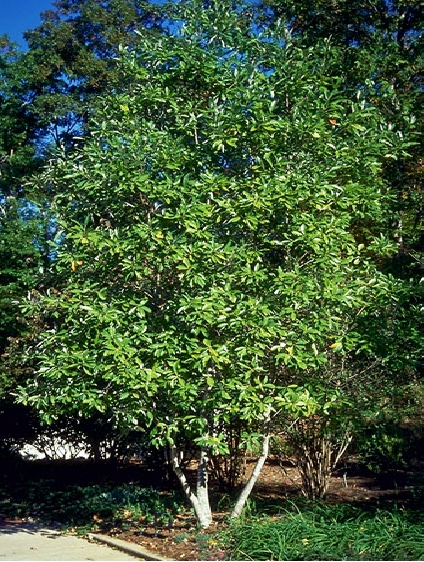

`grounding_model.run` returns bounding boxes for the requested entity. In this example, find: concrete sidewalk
[0,522,165,561]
